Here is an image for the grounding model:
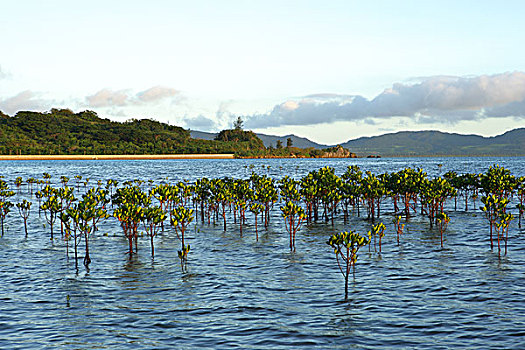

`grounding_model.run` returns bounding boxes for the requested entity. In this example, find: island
[0,109,356,159]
